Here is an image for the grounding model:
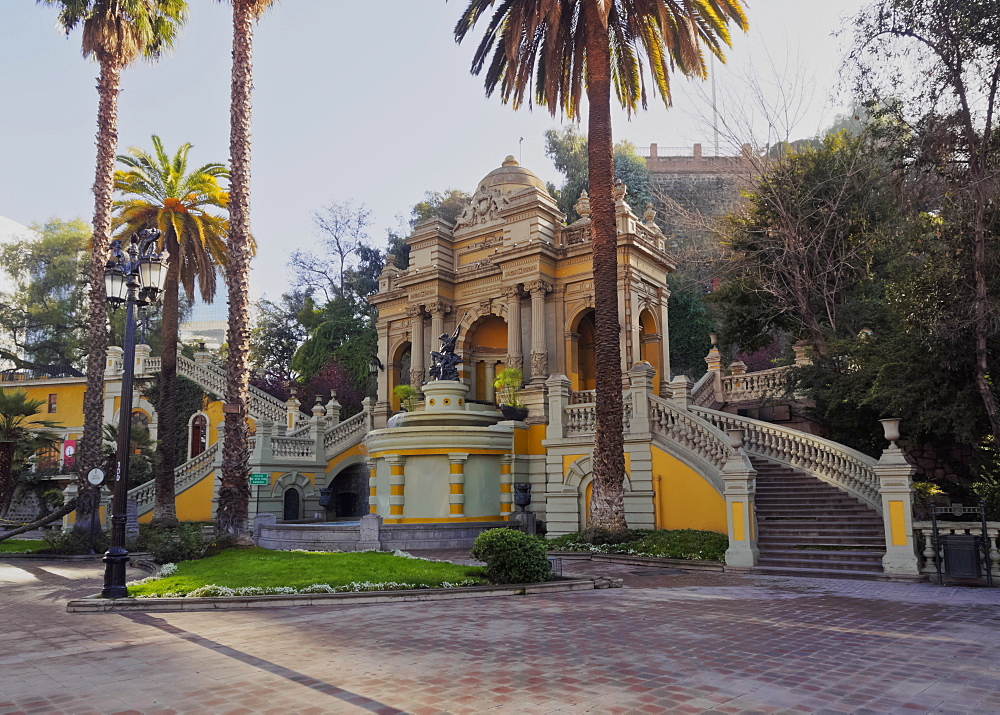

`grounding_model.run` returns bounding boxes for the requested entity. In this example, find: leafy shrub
[470,528,551,584]
[547,528,729,562]
[43,528,109,555]
[130,522,209,564]
[972,476,1000,520]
